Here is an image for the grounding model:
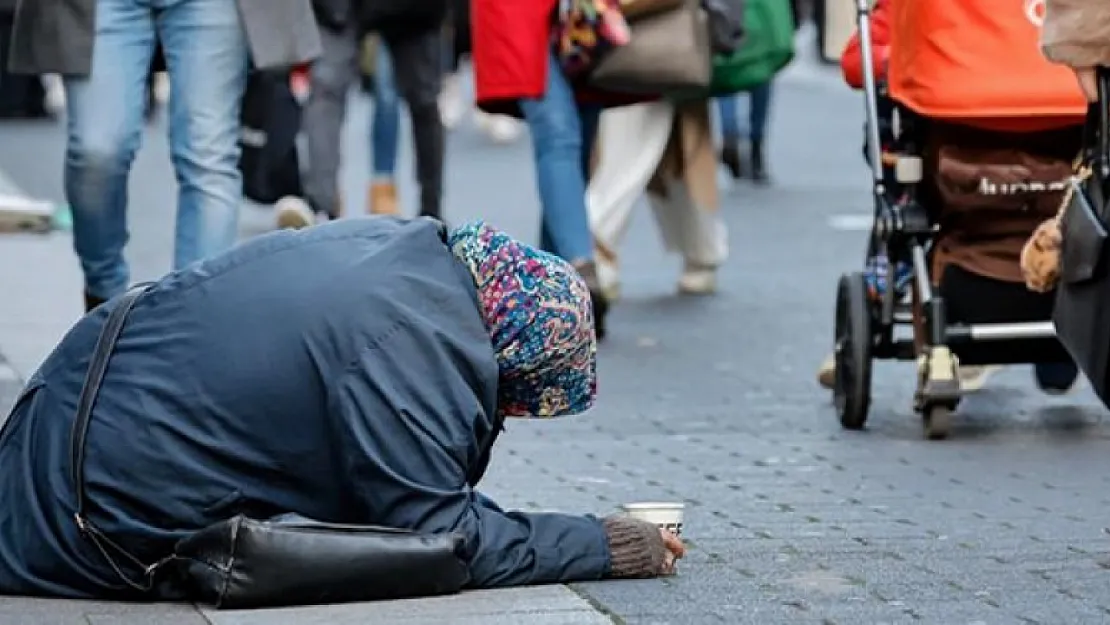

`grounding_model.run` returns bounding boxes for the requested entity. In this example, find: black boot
[719,136,742,180]
[750,139,769,184]
[572,261,610,341]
